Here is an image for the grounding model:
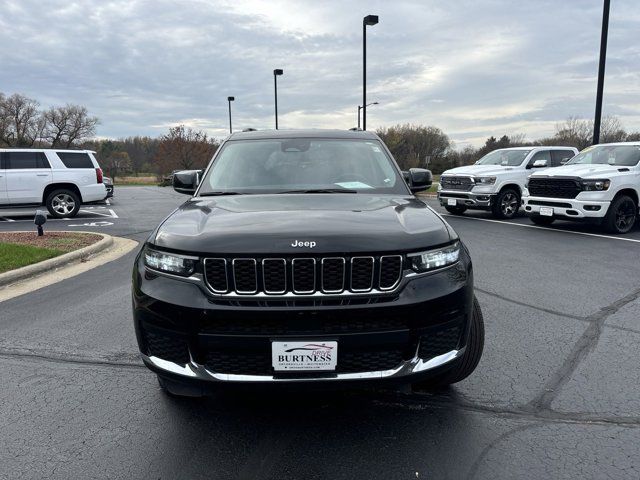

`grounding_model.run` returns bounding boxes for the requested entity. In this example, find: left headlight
[473,176,496,185]
[408,241,460,273]
[144,247,197,276]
